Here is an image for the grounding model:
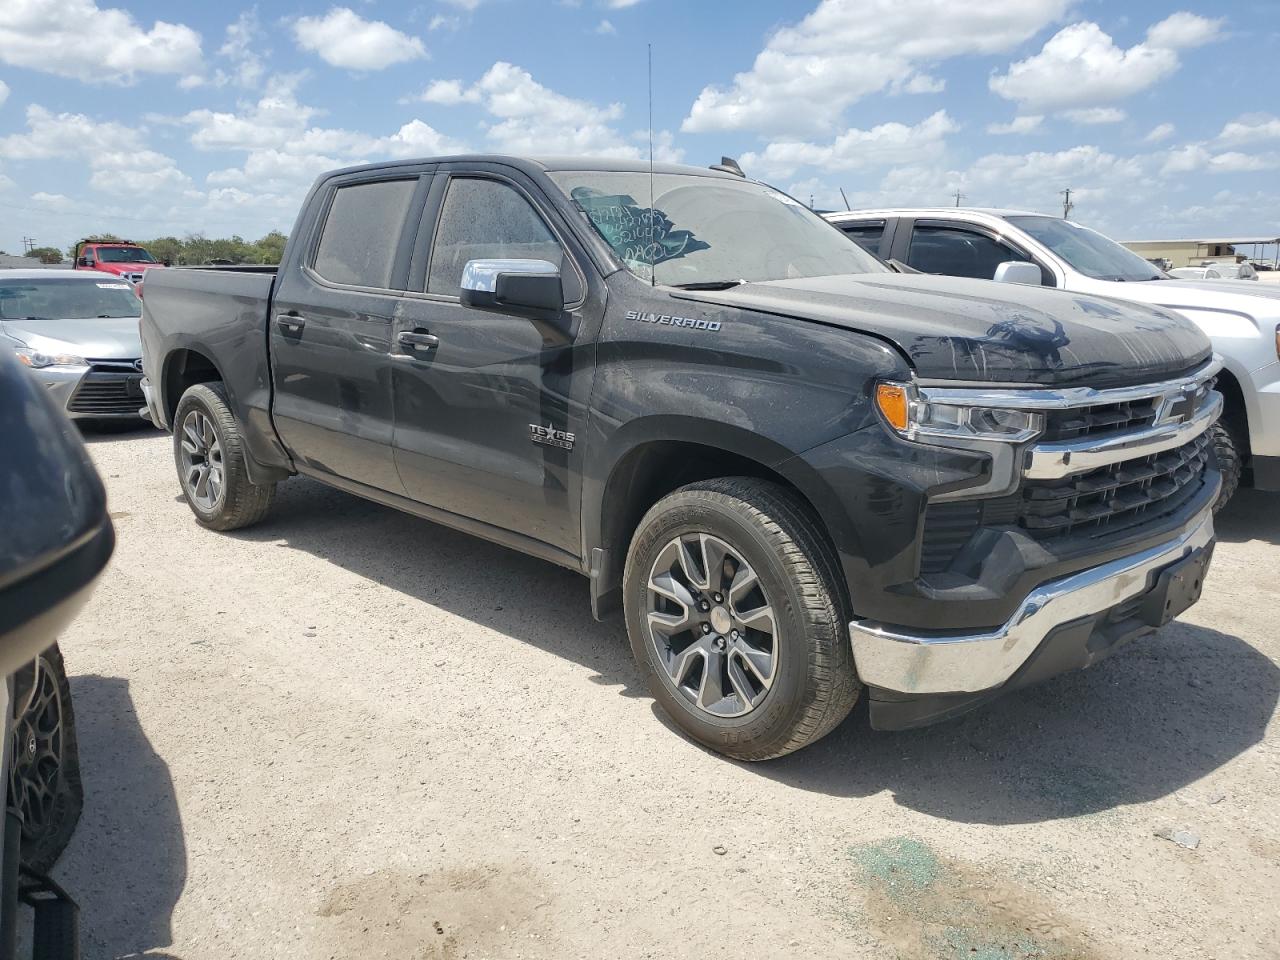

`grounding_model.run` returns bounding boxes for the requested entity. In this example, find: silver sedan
[0,269,145,419]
